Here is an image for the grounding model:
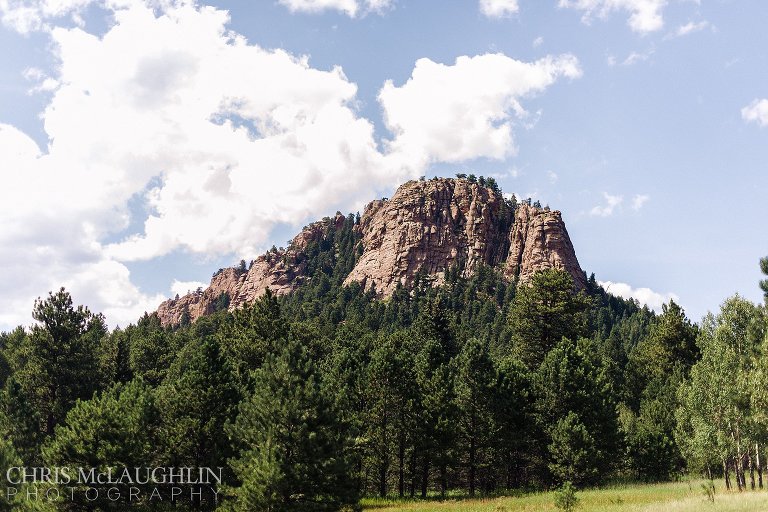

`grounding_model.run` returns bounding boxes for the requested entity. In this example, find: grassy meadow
[362,480,768,512]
